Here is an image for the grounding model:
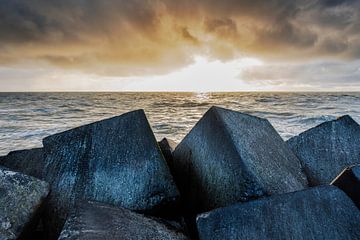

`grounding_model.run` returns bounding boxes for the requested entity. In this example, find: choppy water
[0,92,359,155]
